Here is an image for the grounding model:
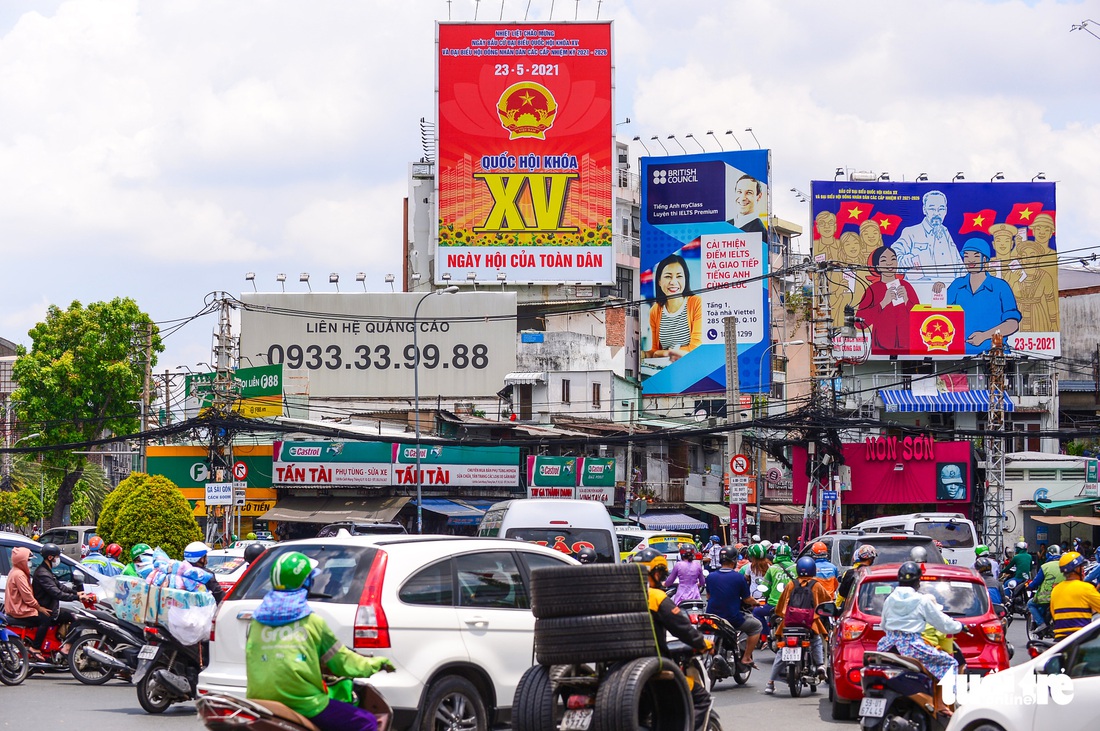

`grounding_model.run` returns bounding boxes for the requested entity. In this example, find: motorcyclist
[79,536,111,575]
[630,548,713,731]
[974,545,998,580]
[1005,540,1033,581]
[243,542,268,567]
[705,545,761,668]
[102,543,127,576]
[122,543,152,577]
[836,544,877,608]
[666,544,706,604]
[1024,544,1064,633]
[974,557,1004,605]
[810,541,839,595]
[759,544,798,639]
[31,542,88,655]
[739,544,772,638]
[184,541,226,604]
[574,546,598,565]
[877,561,963,718]
[764,556,831,694]
[705,535,723,571]
[1050,551,1100,640]
[246,551,395,731]
[1084,547,1100,586]
[3,546,51,658]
